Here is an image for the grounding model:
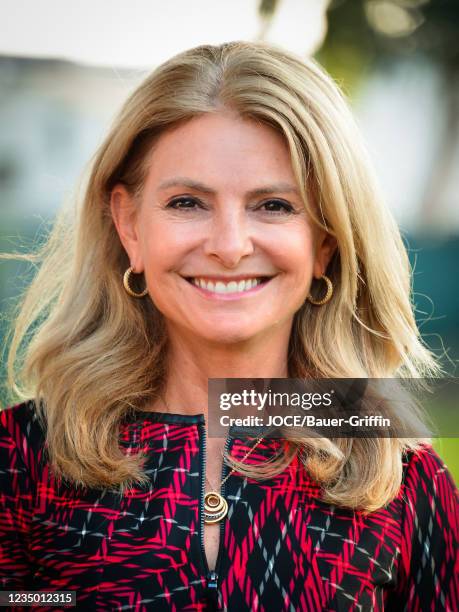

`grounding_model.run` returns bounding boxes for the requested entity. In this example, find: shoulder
[386,444,459,609]
[0,399,47,464]
[400,443,458,508]
[395,443,458,600]
[398,443,458,531]
[402,442,452,473]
